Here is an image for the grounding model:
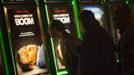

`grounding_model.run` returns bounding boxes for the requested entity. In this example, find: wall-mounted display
[5,6,48,75]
